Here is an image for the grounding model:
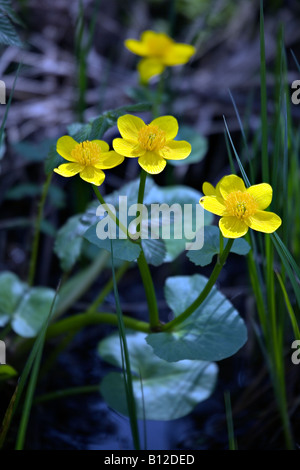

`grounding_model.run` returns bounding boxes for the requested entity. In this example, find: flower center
[71,141,101,166]
[224,191,258,219]
[147,36,172,57]
[138,125,166,151]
